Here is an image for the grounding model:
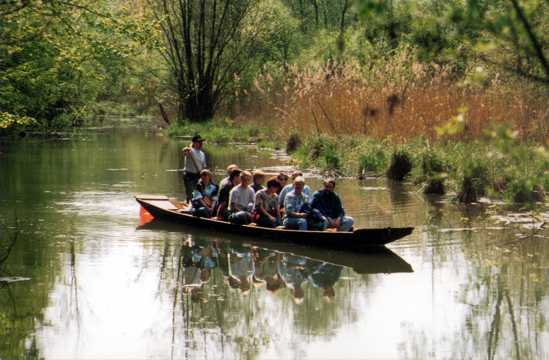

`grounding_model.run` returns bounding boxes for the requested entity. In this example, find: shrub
[286,132,301,153]
[421,151,446,176]
[323,146,341,170]
[457,161,489,203]
[386,149,413,181]
[506,177,545,203]
[423,176,446,195]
